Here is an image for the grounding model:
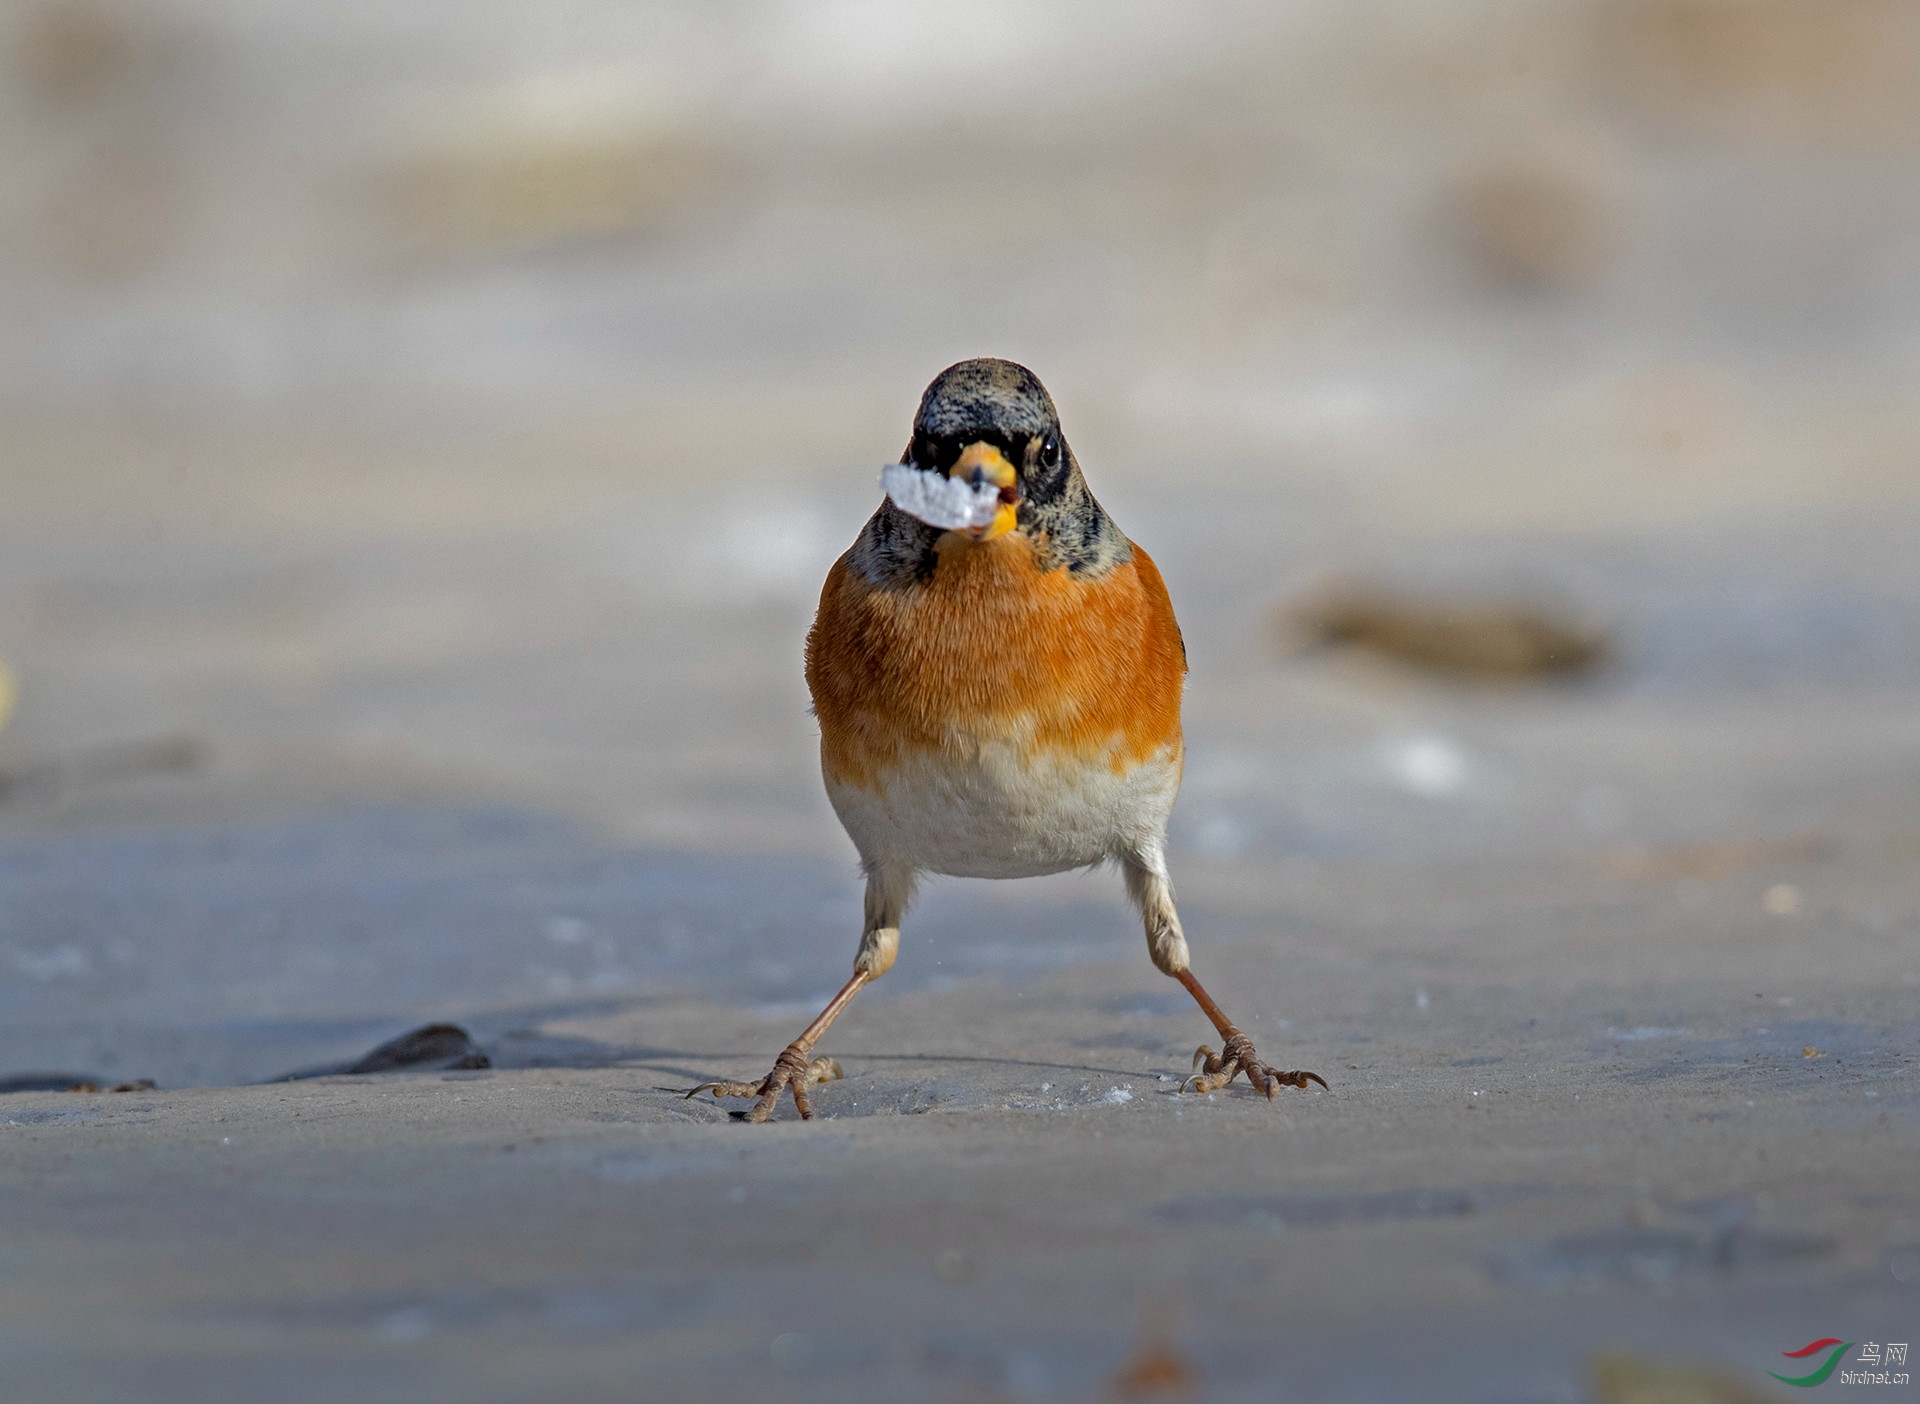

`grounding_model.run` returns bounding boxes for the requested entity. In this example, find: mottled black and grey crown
[913,358,1058,443]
